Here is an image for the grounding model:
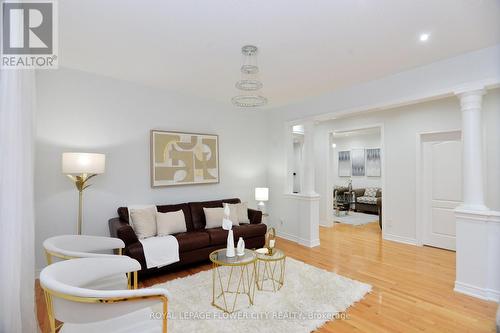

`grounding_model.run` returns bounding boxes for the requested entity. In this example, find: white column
[301,121,317,196]
[454,87,500,302]
[456,89,487,211]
